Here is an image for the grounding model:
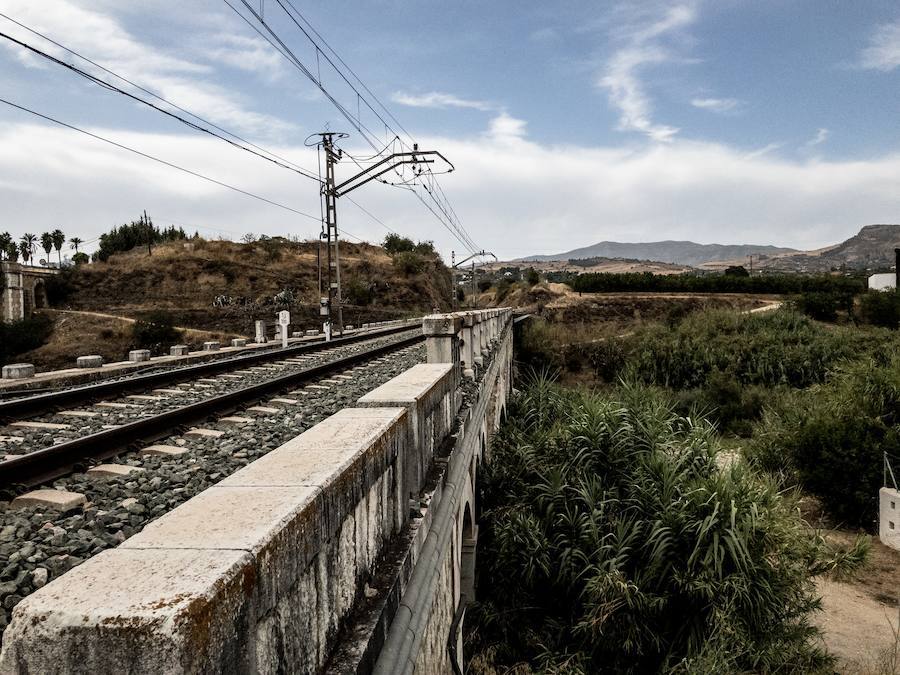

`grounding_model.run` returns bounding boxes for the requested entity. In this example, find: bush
[859,290,900,328]
[466,376,867,673]
[0,315,53,361]
[71,252,89,265]
[749,356,900,527]
[622,308,890,389]
[571,271,865,295]
[382,233,415,254]
[525,267,540,285]
[44,269,77,305]
[343,277,374,305]
[131,312,182,354]
[494,279,511,302]
[476,279,491,293]
[792,291,853,322]
[392,251,426,275]
[95,216,186,261]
